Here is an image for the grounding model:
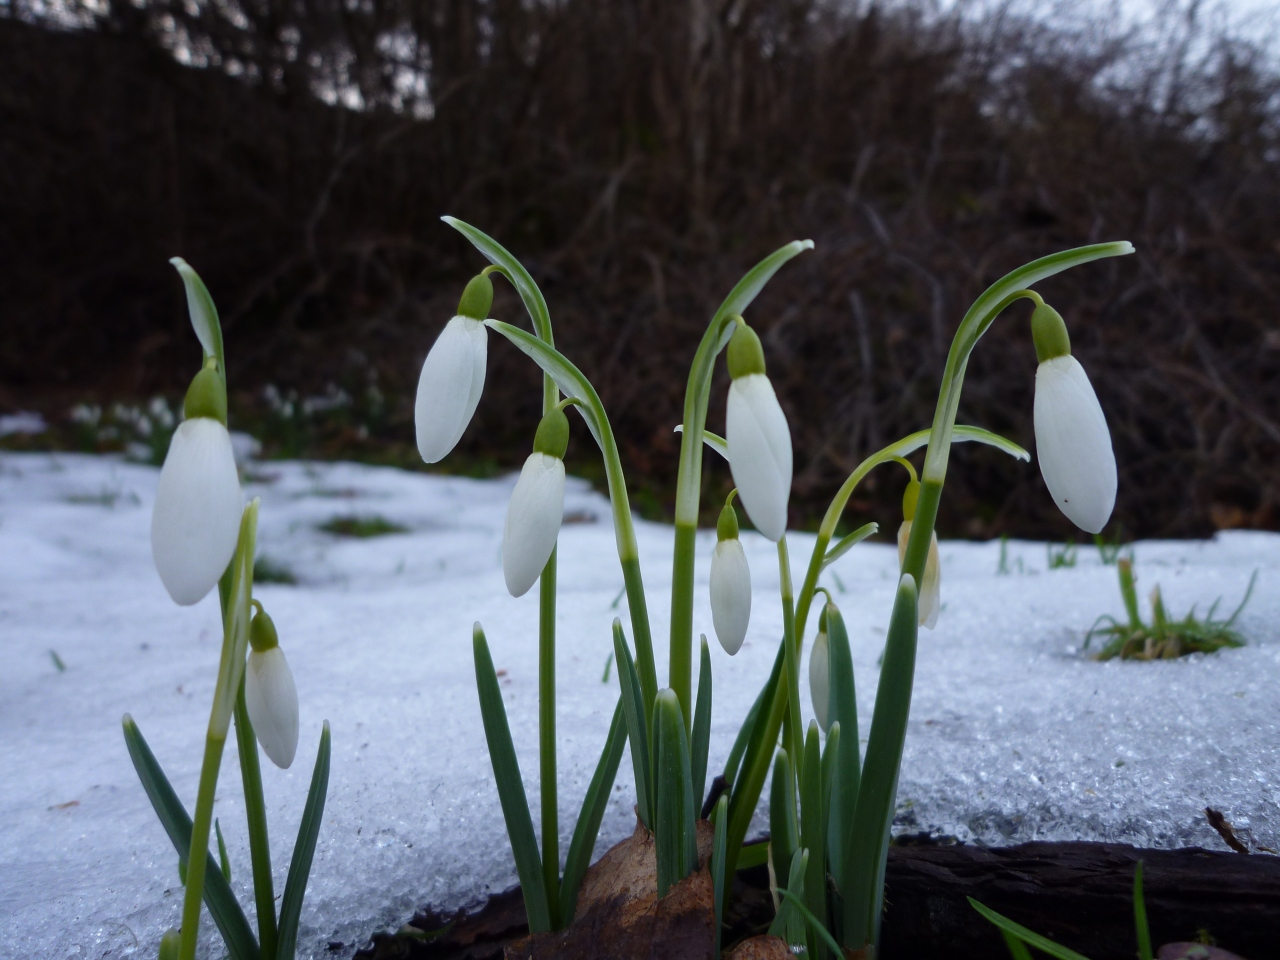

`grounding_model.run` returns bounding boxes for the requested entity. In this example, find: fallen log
[355,840,1280,960]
